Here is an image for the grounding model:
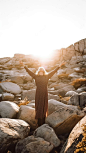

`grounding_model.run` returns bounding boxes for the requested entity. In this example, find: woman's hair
[36,67,48,75]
